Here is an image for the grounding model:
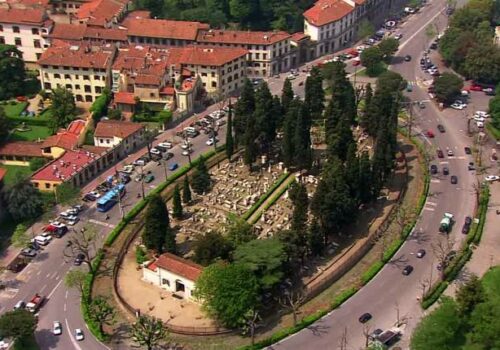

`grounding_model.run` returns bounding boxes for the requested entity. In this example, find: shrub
[421,282,448,309]
[361,261,384,285]
[135,246,147,264]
